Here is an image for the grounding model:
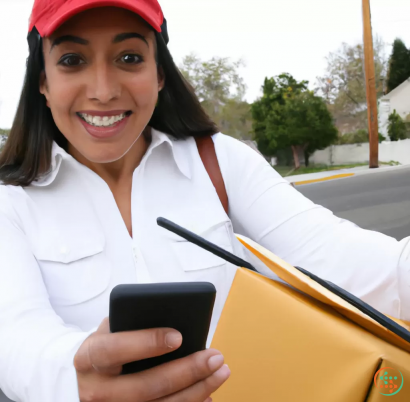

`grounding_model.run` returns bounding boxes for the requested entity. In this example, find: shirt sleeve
[213,134,410,321]
[0,186,96,402]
